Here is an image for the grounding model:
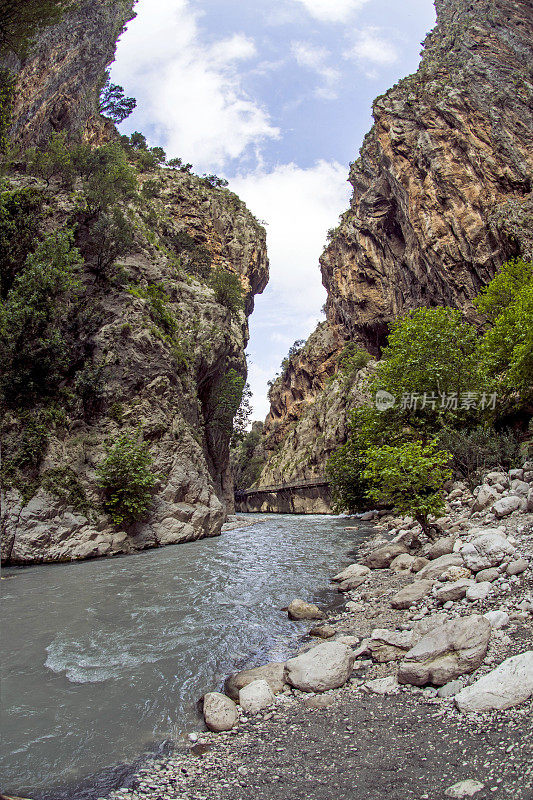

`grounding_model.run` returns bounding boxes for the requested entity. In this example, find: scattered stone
[427,536,456,560]
[287,599,325,620]
[363,675,399,695]
[492,496,521,518]
[465,582,491,602]
[238,679,275,714]
[460,531,515,571]
[485,472,509,487]
[285,642,354,692]
[391,580,433,609]
[471,485,498,513]
[368,629,414,662]
[302,695,334,709]
[444,779,485,798]
[437,679,464,698]
[443,565,472,581]
[389,553,417,572]
[475,567,499,582]
[483,610,509,629]
[455,651,533,712]
[309,624,336,639]
[397,615,491,686]
[411,556,430,573]
[506,558,527,576]
[417,553,464,580]
[203,692,238,732]
[331,563,371,582]
[224,662,286,702]
[364,543,409,569]
[435,579,473,602]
